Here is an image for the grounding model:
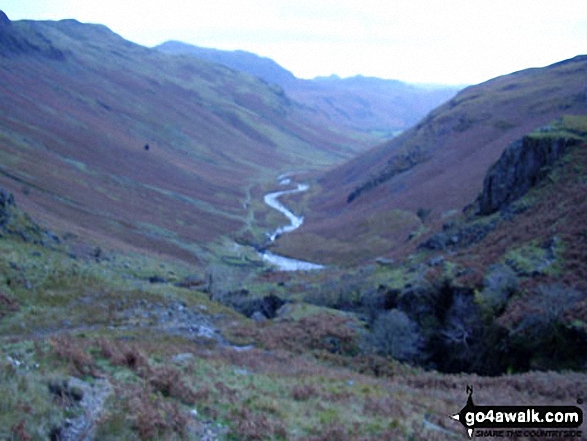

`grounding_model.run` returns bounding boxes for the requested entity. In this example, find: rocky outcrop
[219,290,286,320]
[478,134,581,215]
[419,217,499,251]
[0,187,45,243]
[0,188,16,230]
[347,146,430,203]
